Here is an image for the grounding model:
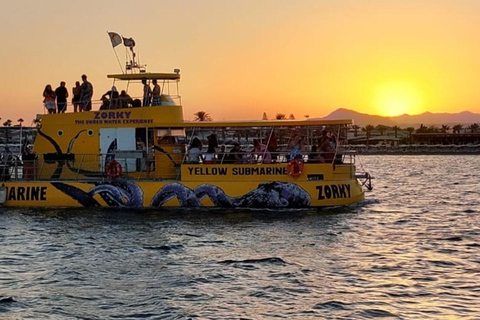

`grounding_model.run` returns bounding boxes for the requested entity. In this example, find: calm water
[1,155,479,319]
